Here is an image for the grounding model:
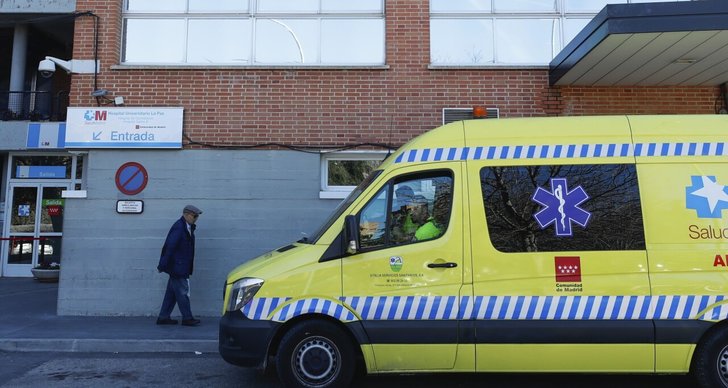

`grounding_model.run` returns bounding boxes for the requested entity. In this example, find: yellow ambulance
[219,115,728,388]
